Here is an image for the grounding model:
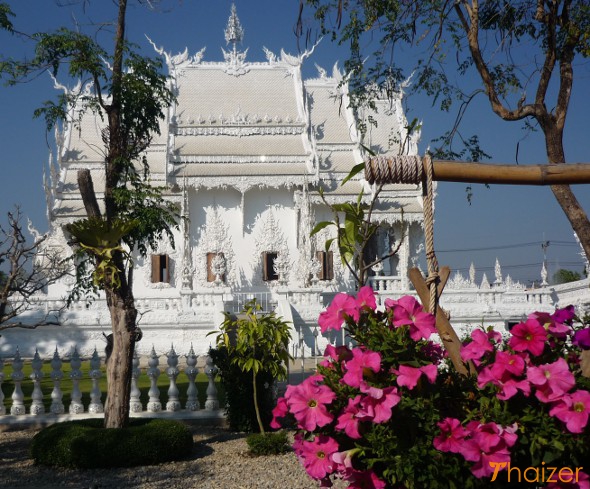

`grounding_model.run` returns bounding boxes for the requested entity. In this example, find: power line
[437,240,578,253]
